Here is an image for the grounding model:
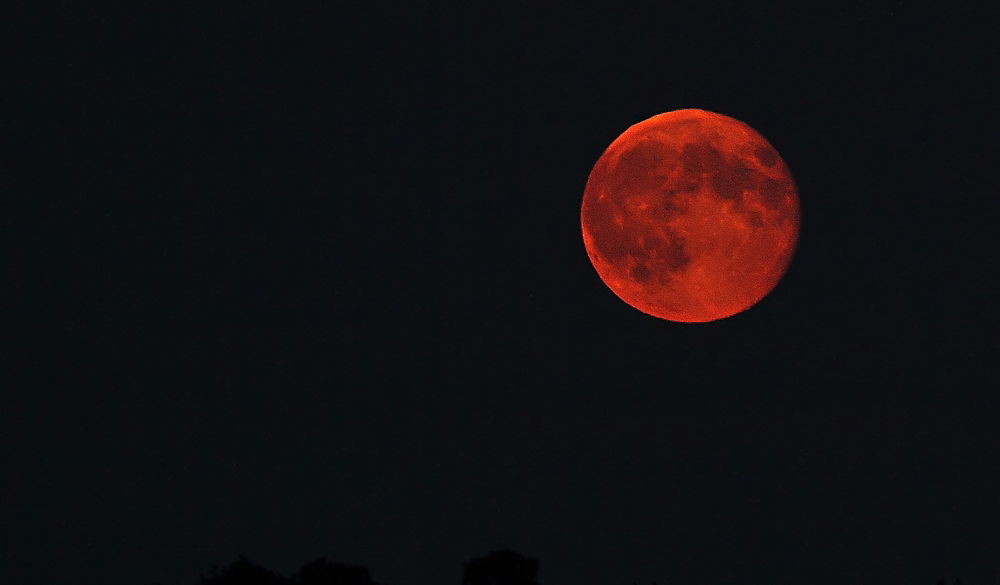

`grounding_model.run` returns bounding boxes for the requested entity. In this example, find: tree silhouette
[200,555,287,585]
[461,549,540,585]
[291,557,382,585]
[186,551,962,585]
[197,555,383,585]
